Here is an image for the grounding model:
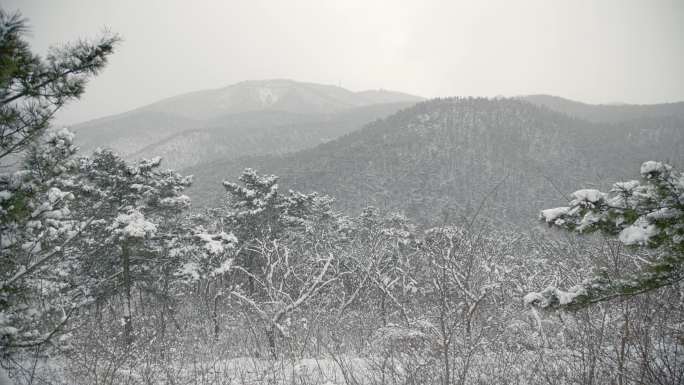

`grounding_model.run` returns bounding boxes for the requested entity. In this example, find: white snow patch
[640,161,666,176]
[179,262,200,281]
[113,210,156,238]
[647,207,680,220]
[195,230,237,255]
[257,87,279,105]
[212,258,233,276]
[160,194,191,208]
[555,286,585,305]
[523,292,543,305]
[540,207,569,223]
[577,211,602,232]
[47,187,73,203]
[572,189,605,203]
[0,190,11,202]
[526,285,586,307]
[618,219,657,245]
